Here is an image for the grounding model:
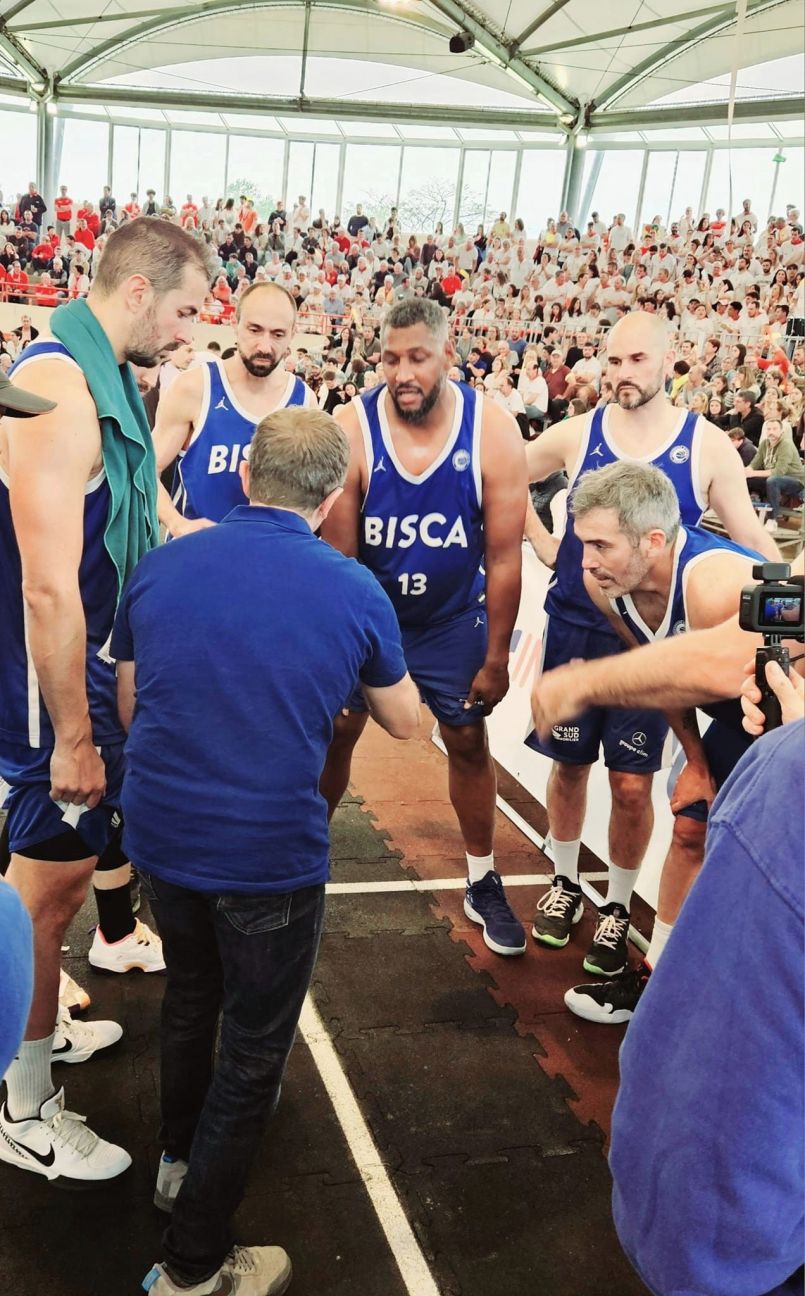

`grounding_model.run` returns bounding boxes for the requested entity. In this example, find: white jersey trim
[0,461,106,495]
[22,603,40,749]
[377,382,462,485]
[615,527,687,643]
[690,415,707,517]
[185,360,212,450]
[567,411,595,489]
[680,545,719,631]
[353,393,375,516]
[471,387,483,509]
